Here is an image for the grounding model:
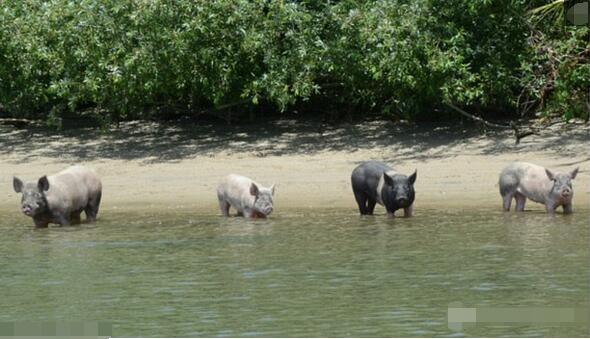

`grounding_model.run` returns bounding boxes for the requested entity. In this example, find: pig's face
[250,183,275,216]
[546,168,578,202]
[13,176,49,217]
[383,170,417,209]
